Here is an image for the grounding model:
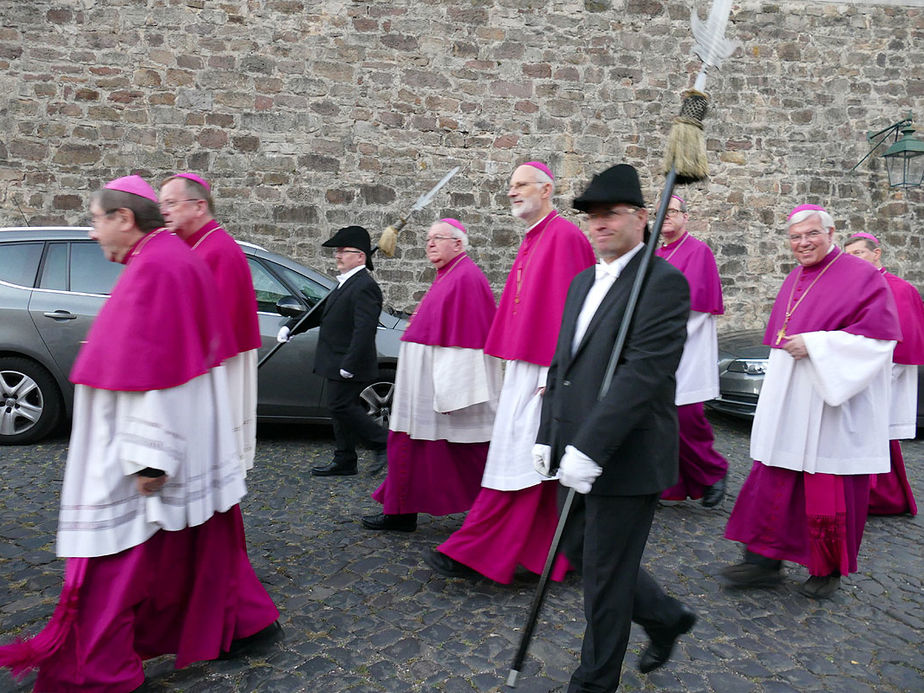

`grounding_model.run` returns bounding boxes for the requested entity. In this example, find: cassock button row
[563,380,571,386]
